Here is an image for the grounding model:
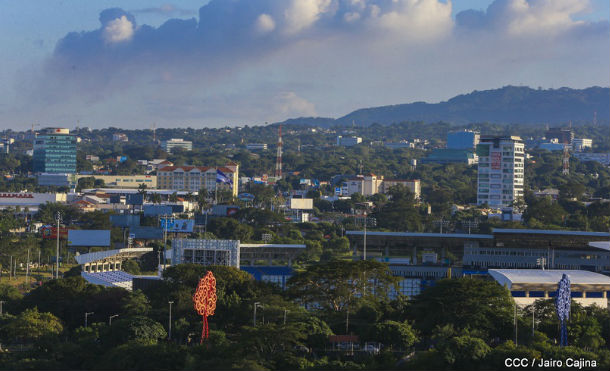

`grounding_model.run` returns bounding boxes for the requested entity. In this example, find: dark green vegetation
[1,265,609,370]
[283,86,610,127]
